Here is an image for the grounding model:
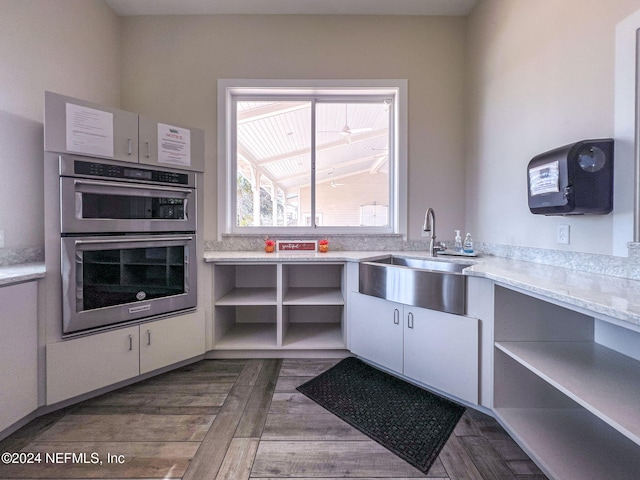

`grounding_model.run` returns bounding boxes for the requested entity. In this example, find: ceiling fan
[319,105,372,142]
[327,168,344,187]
